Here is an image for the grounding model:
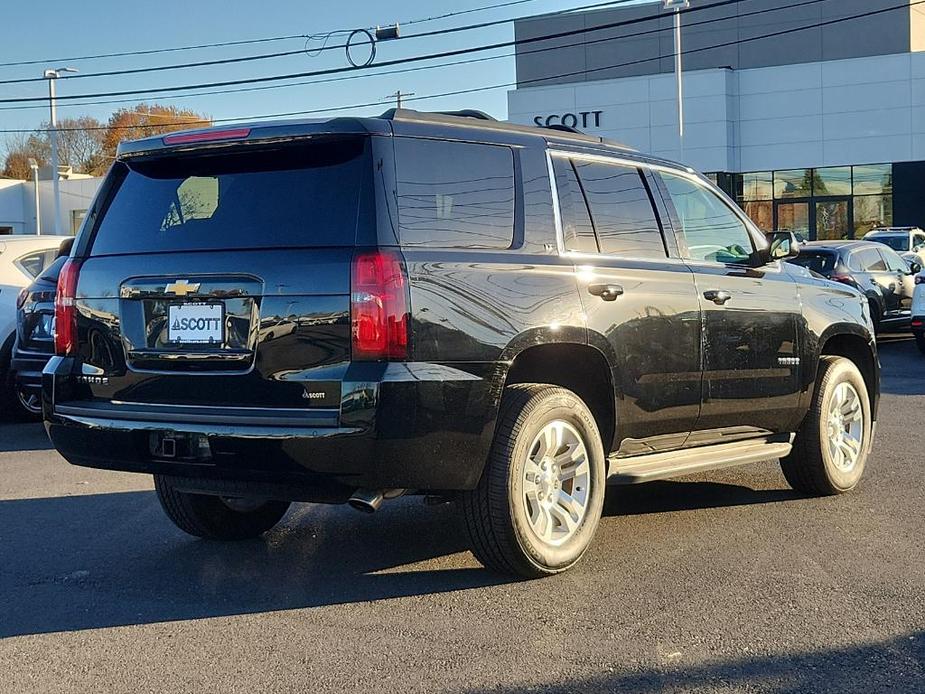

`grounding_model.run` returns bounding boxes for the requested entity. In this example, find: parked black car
[44,110,880,578]
[788,240,918,332]
[10,242,72,419]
